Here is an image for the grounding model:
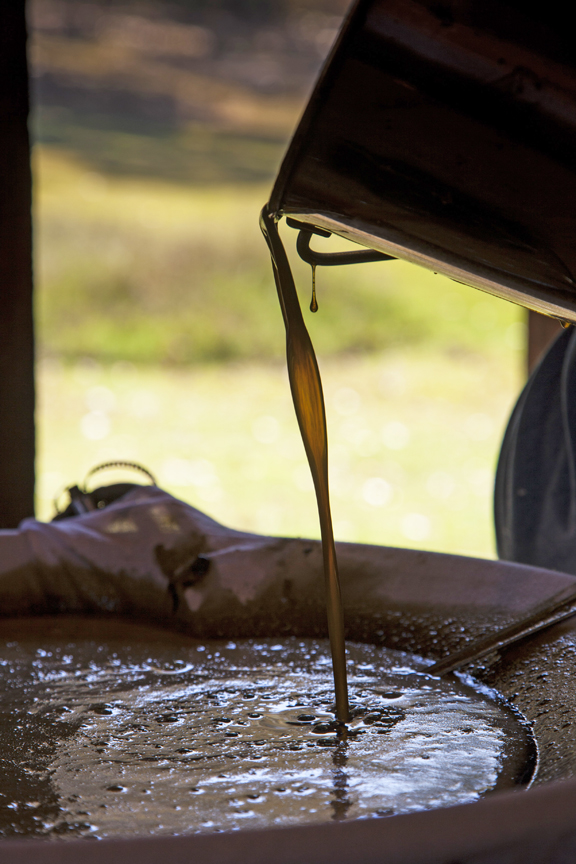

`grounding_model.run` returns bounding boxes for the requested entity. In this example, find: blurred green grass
[36,346,523,558]
[34,146,527,560]
[31,1,529,558]
[35,147,525,367]
[35,108,290,185]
